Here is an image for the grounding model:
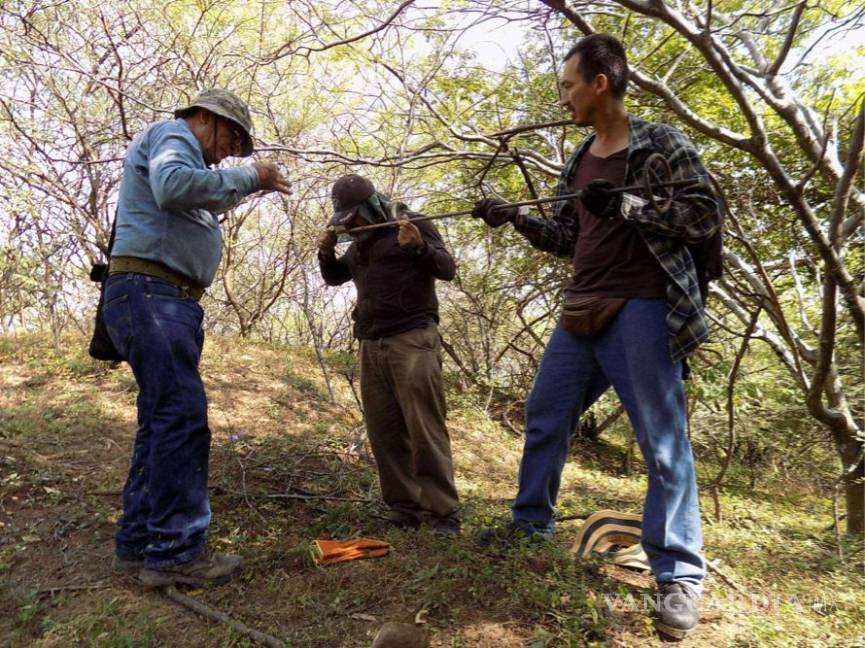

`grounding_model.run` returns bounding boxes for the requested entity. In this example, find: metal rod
[333,178,700,234]
[335,208,475,233]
